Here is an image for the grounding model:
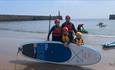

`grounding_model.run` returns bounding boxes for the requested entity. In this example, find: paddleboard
[103,41,115,48]
[19,41,101,66]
